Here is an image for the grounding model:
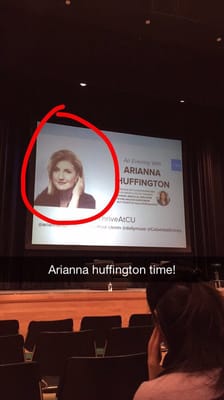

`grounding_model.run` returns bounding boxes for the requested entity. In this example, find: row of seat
[0,352,148,400]
[0,325,153,363]
[0,313,154,350]
[35,326,153,389]
[0,315,152,399]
